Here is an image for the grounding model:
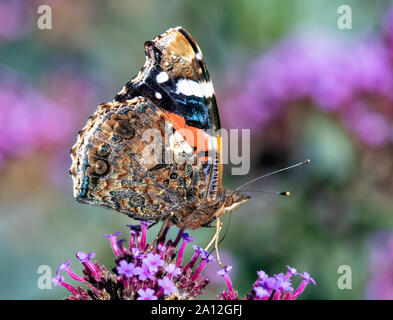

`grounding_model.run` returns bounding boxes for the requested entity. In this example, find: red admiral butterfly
[70,27,250,232]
